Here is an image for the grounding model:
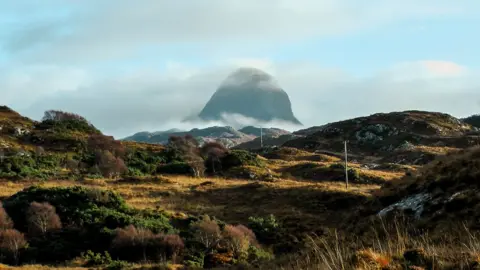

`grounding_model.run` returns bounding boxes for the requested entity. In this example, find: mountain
[238,126,291,137]
[462,114,480,128]
[121,128,184,143]
[122,126,292,148]
[197,67,302,125]
[283,110,480,165]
